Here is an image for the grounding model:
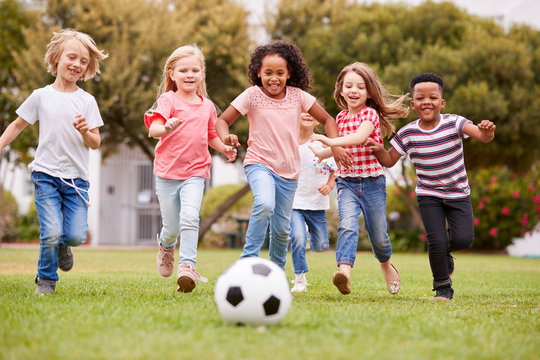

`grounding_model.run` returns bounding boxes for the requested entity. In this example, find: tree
[12,0,252,160]
[267,0,540,172]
